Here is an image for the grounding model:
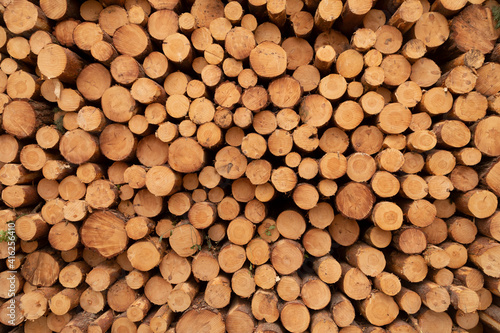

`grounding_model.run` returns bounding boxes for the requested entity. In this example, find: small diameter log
[477,212,500,242]
[329,214,359,247]
[127,237,165,272]
[440,241,468,269]
[473,116,500,157]
[107,278,138,313]
[423,245,451,269]
[3,100,52,140]
[169,222,202,257]
[313,255,342,284]
[126,295,151,322]
[339,0,373,34]
[453,266,484,291]
[126,270,150,290]
[451,92,488,123]
[480,304,500,332]
[20,287,62,320]
[142,275,171,307]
